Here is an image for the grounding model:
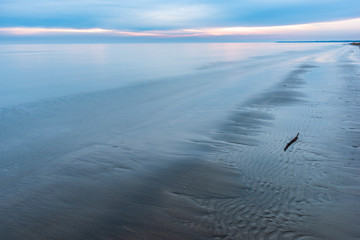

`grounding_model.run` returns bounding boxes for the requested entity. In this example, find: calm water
[0,43,334,108]
[1,43,359,240]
